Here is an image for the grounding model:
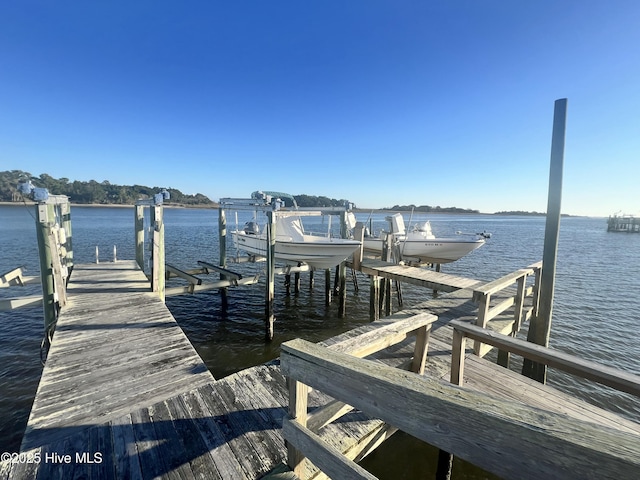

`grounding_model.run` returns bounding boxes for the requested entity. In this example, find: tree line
[381,204,480,214]
[0,170,214,206]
